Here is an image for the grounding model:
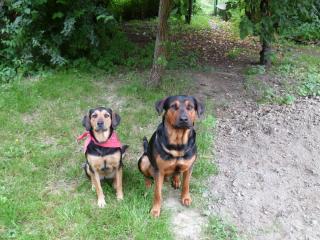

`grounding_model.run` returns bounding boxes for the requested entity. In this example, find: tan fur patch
[87,151,121,178]
[156,154,196,176]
